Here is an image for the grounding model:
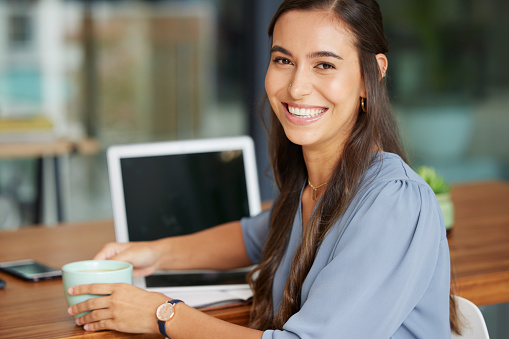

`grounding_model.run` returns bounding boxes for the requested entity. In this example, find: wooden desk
[0,220,250,338]
[0,181,508,338]
[448,181,509,306]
